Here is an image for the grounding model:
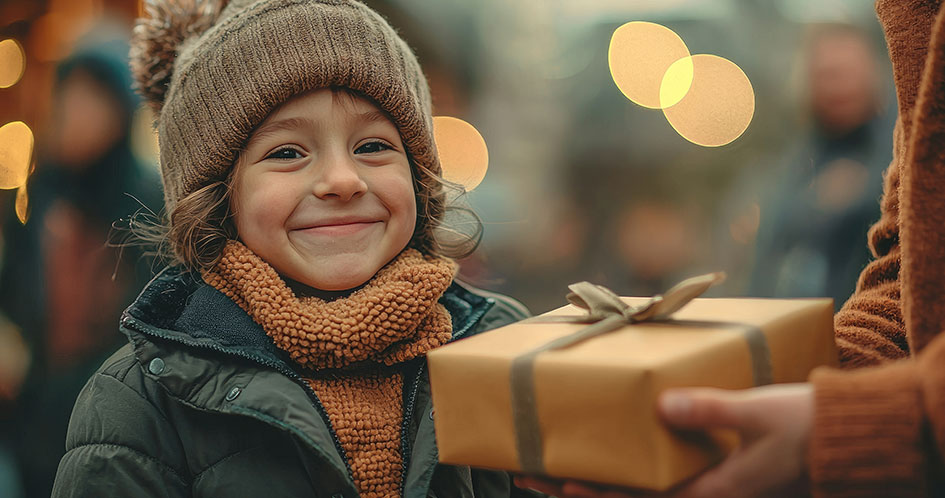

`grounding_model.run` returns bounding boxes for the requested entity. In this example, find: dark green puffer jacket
[51,268,540,498]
